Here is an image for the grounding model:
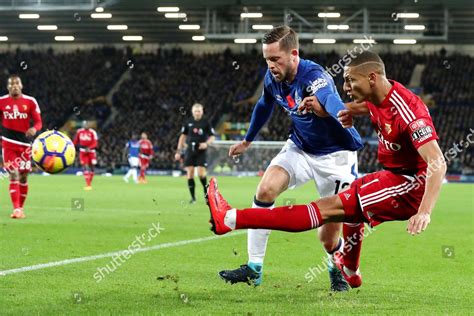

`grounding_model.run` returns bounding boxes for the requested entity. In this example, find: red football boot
[206,178,233,235]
